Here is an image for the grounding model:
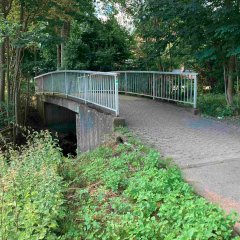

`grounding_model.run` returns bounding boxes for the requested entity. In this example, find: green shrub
[0,131,65,240]
[61,131,238,239]
[198,94,240,118]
